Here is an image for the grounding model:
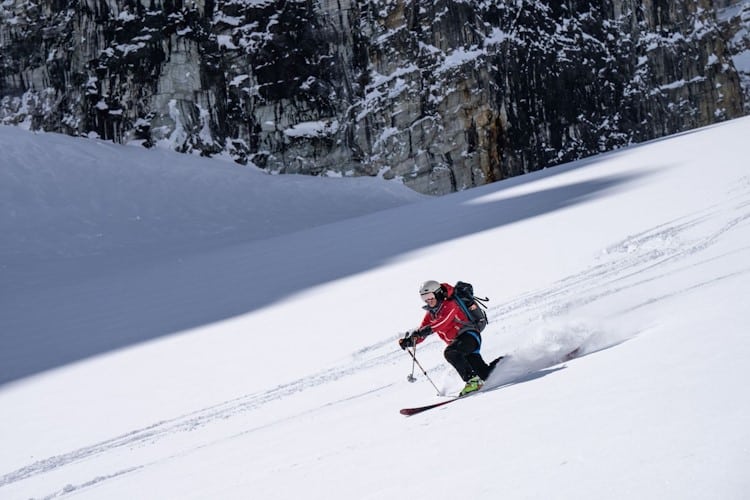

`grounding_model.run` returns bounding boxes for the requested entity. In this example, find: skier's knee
[444,345,459,363]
